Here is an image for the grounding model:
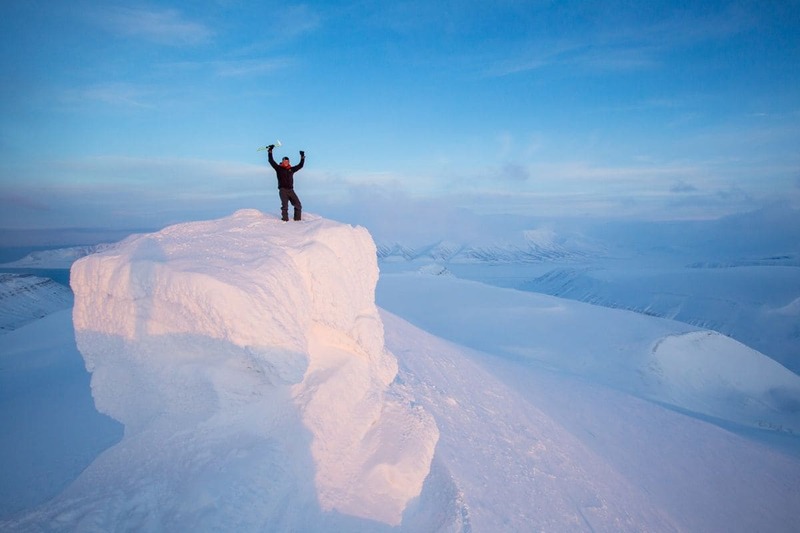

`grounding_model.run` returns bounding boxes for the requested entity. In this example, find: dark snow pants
[279,188,302,221]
